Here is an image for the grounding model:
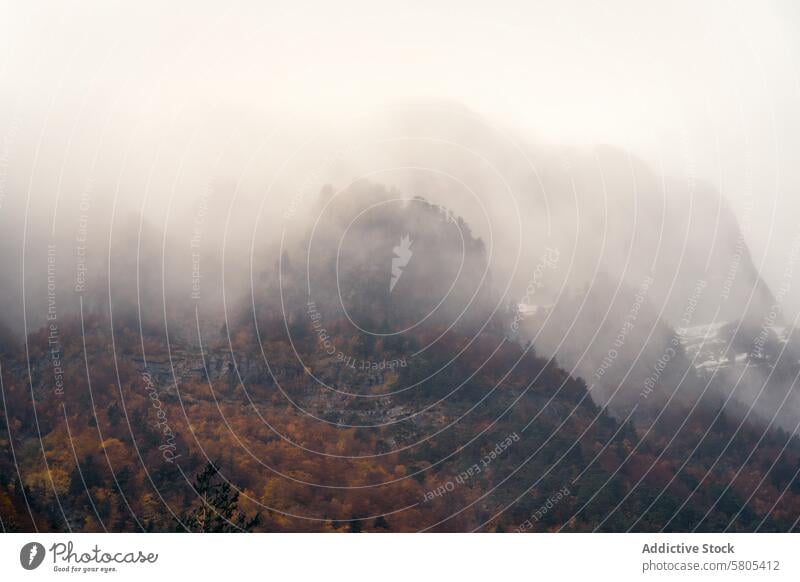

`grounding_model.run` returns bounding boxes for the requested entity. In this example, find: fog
[1,1,799,348]
[2,0,799,310]
[4,3,800,537]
